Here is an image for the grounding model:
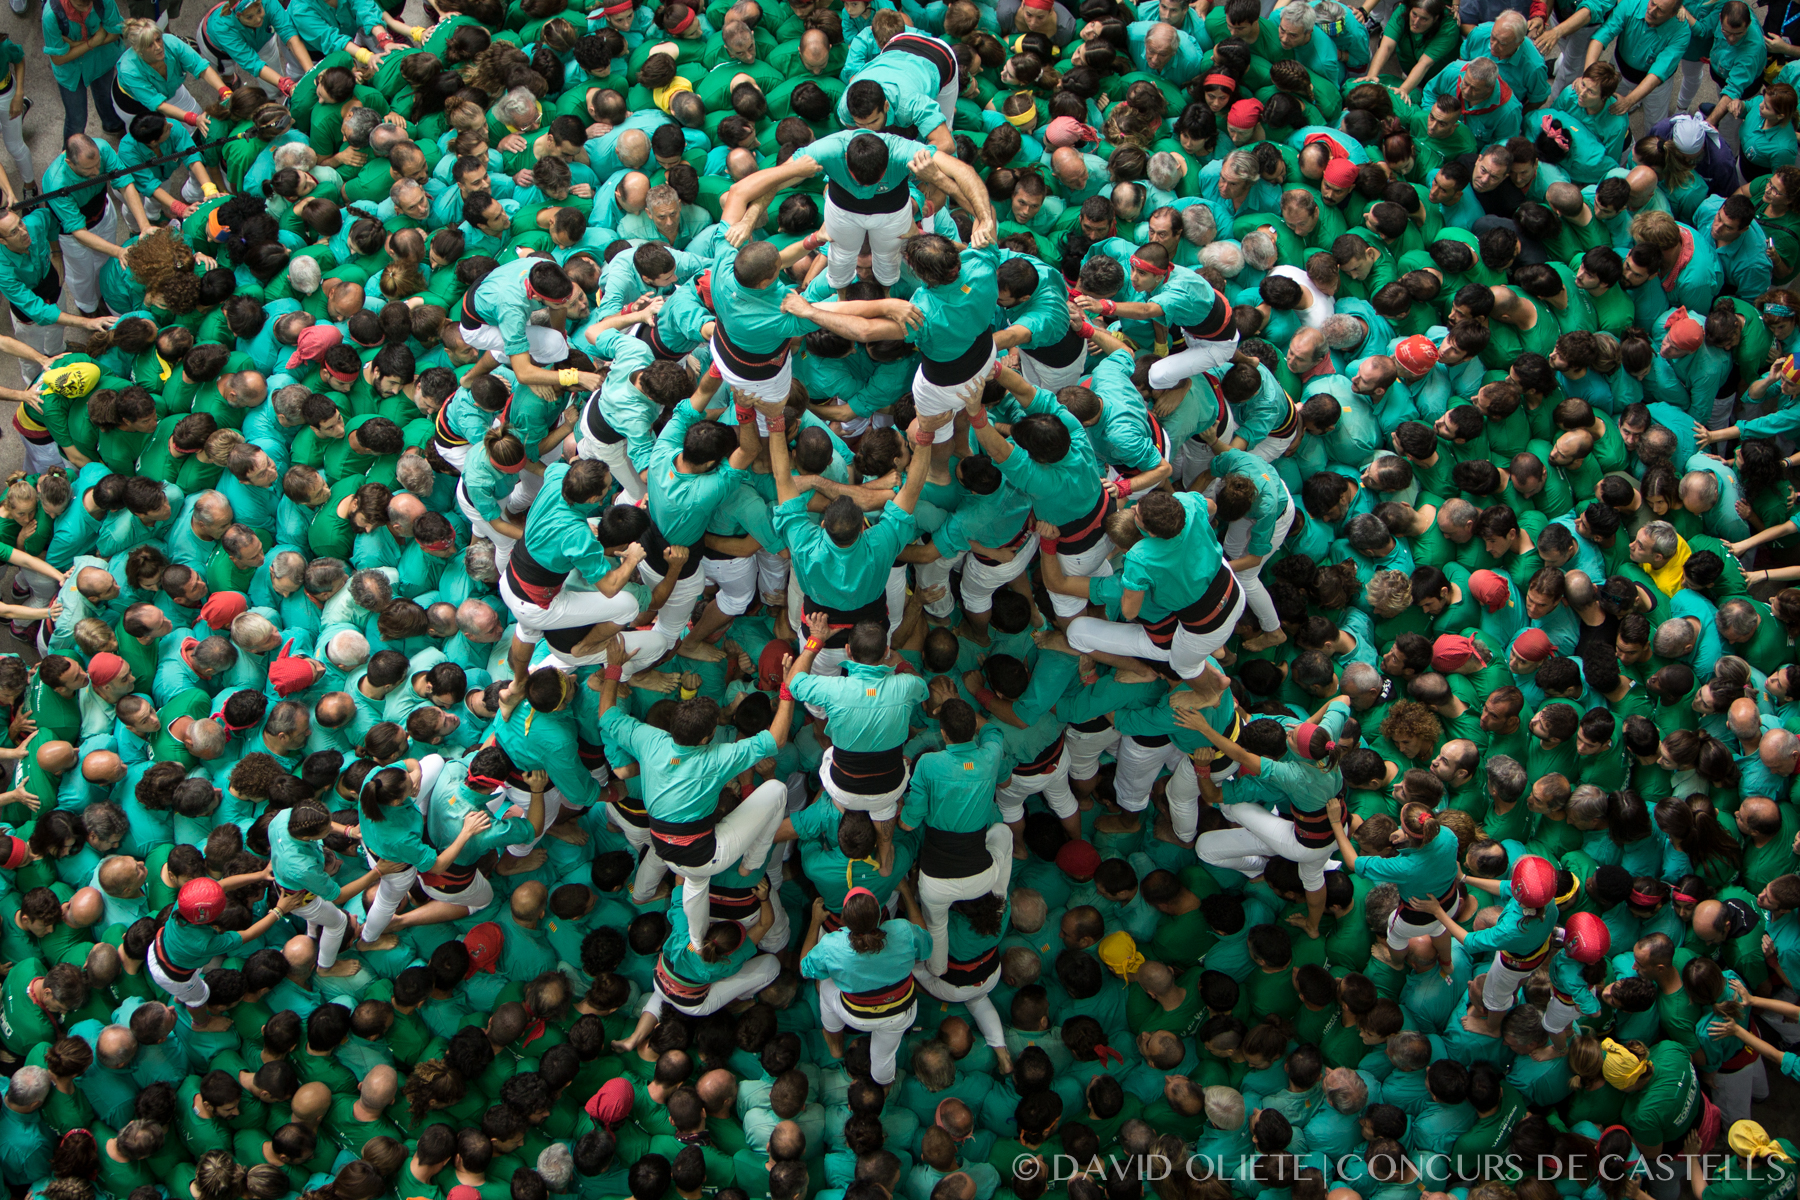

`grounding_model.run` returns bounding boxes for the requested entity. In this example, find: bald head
[85,941,120,984]
[696,1068,736,1114]
[37,740,76,776]
[293,1081,331,1125]
[457,599,505,641]
[1406,935,1438,969]
[82,750,124,783]
[284,935,318,979]
[75,567,116,600]
[387,493,426,537]
[360,1066,399,1110]
[1135,961,1175,995]
[1730,698,1763,739]
[1763,730,1800,775]
[97,857,143,898]
[510,882,547,921]
[64,887,105,929]
[96,1025,137,1069]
